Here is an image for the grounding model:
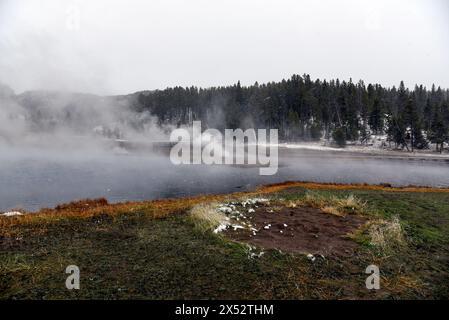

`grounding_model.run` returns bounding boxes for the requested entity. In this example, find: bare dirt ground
[225,206,366,257]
